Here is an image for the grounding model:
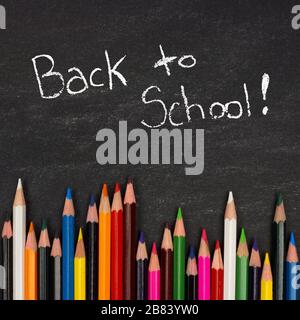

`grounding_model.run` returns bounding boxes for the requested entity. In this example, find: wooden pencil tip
[215,240,220,249]
[152,242,157,254]
[189,245,196,258]
[78,228,83,241]
[66,187,72,200]
[290,232,296,246]
[252,238,258,251]
[201,228,207,241]
[239,227,246,243]
[227,191,234,203]
[114,182,120,193]
[275,192,283,206]
[41,219,47,230]
[17,178,23,190]
[139,231,145,243]
[89,193,95,206]
[29,222,34,232]
[102,183,108,197]
[177,207,183,220]
[264,252,270,265]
